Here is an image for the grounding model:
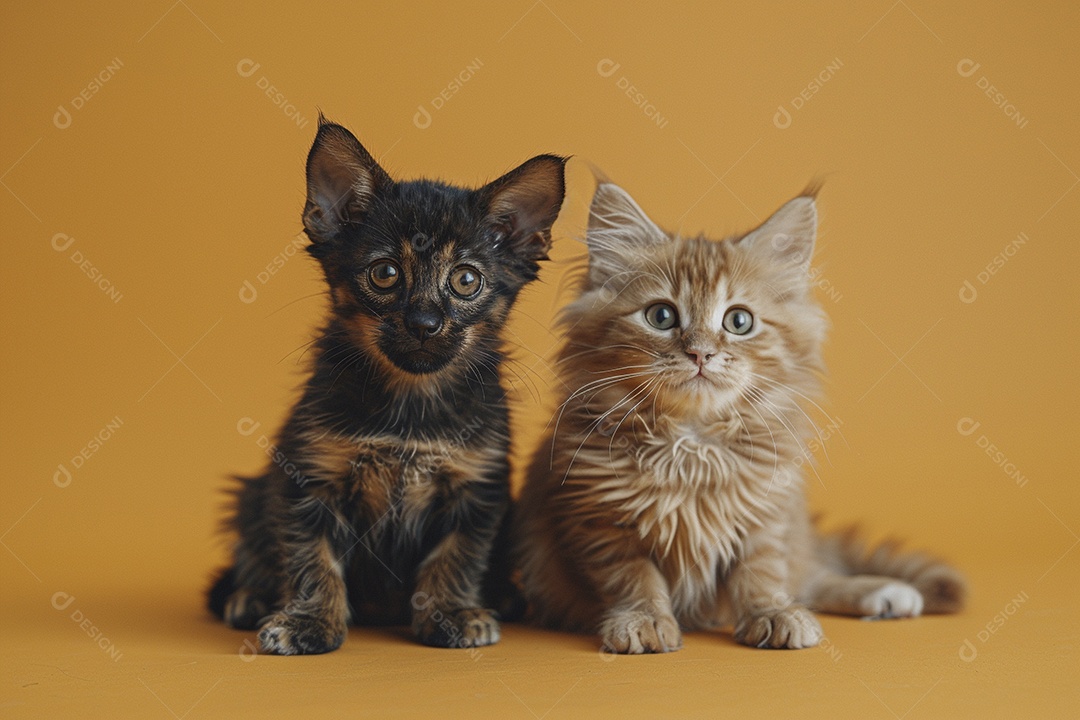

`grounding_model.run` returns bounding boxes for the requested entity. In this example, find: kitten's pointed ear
[738,194,817,286]
[586,182,667,285]
[479,155,567,261]
[302,120,391,243]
